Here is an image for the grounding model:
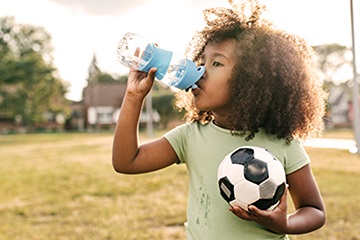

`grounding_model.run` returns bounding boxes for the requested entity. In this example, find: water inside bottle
[117,32,154,70]
[138,47,154,70]
[119,52,147,69]
[165,59,187,87]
